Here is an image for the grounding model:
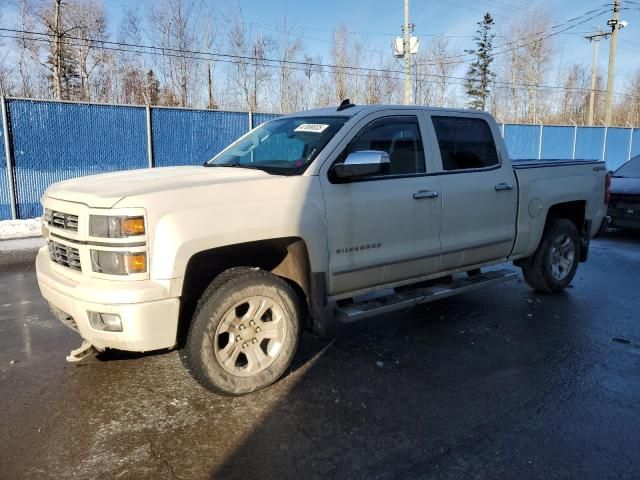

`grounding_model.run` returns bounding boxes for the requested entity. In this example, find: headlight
[90,250,147,275]
[43,208,52,224]
[90,215,145,238]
